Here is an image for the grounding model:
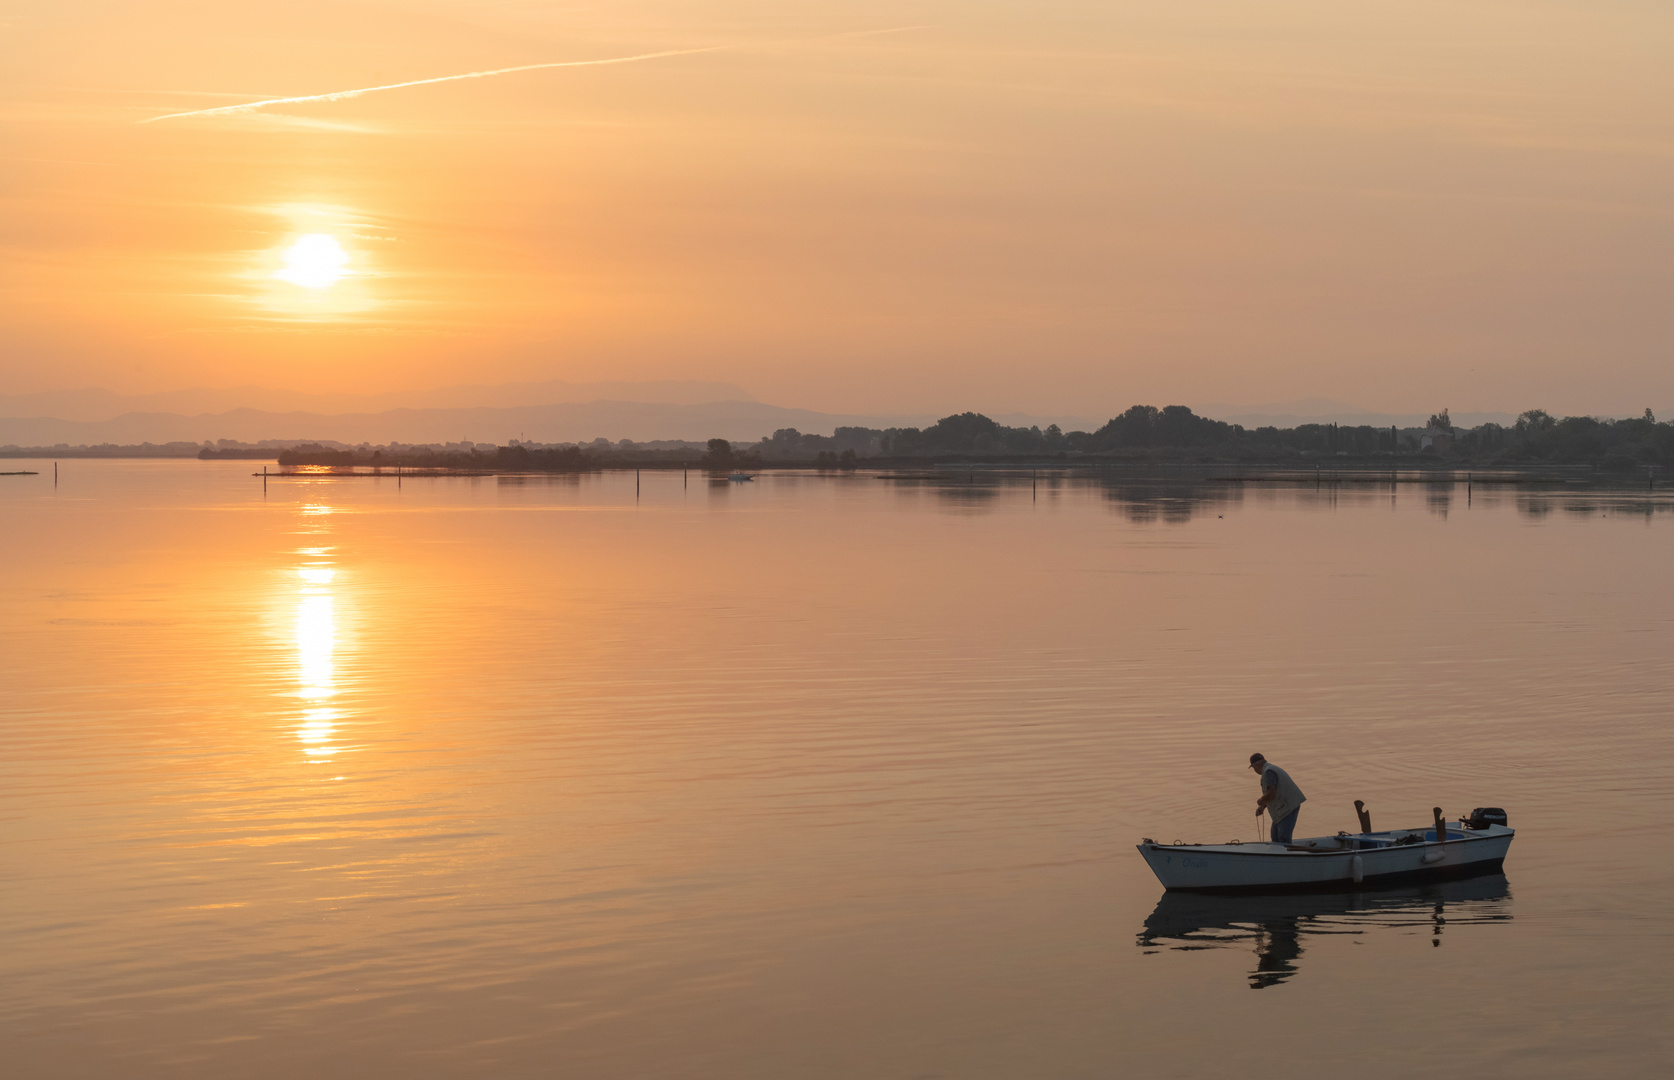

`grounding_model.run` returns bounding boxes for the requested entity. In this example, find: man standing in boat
[1250,753,1306,844]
